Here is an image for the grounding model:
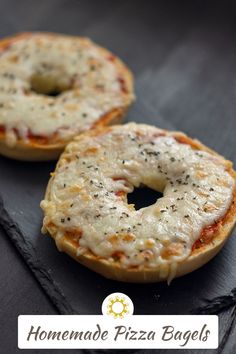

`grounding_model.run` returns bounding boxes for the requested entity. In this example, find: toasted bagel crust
[0,33,134,161]
[41,123,236,282]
